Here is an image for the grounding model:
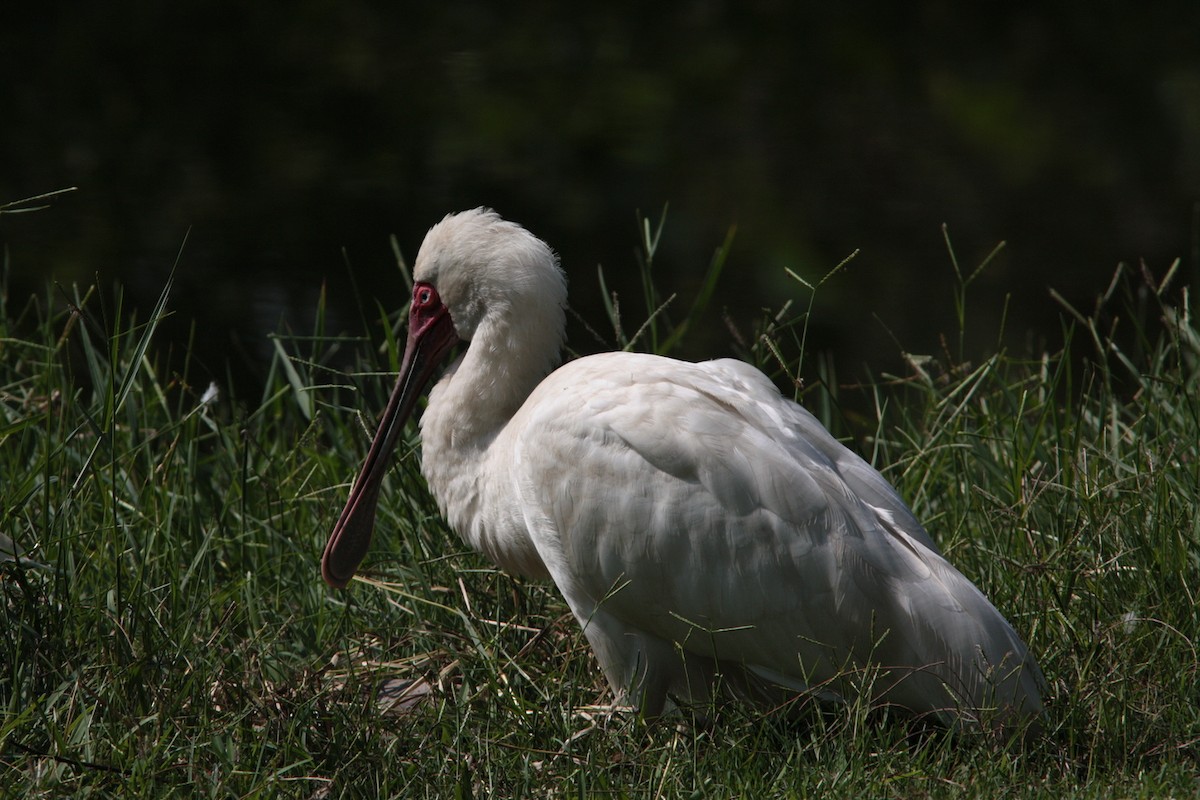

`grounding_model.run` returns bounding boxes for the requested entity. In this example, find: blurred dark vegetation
[2,2,1197,397]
